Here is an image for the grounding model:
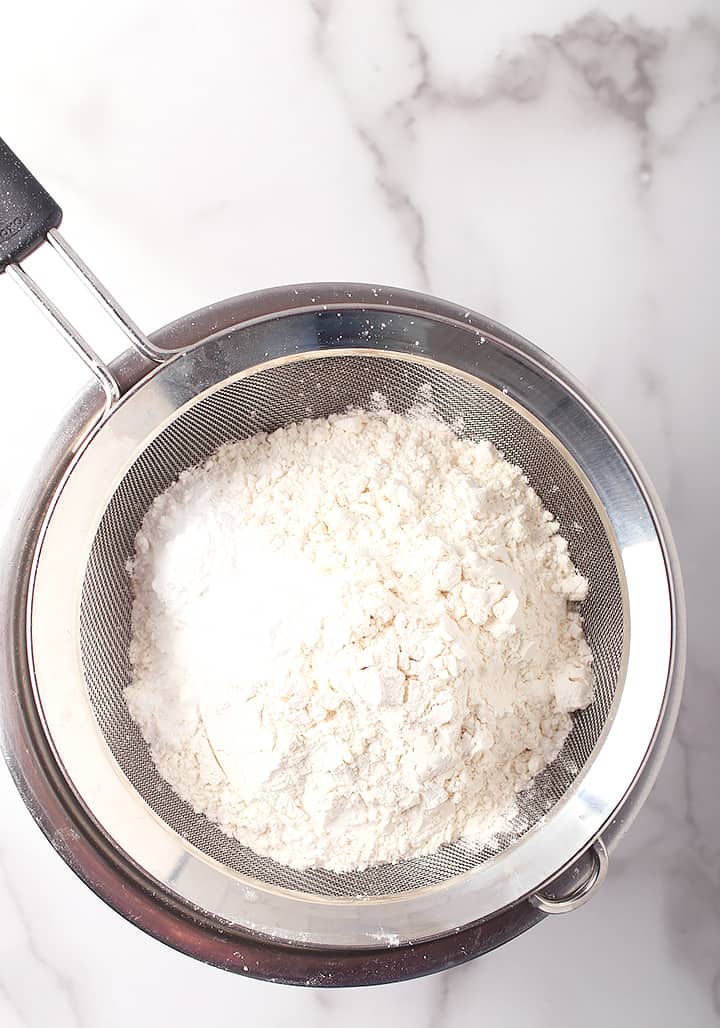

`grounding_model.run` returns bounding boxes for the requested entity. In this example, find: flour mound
[126,408,593,873]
